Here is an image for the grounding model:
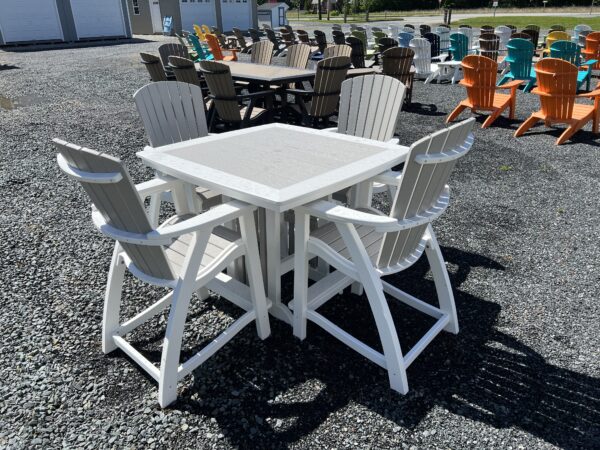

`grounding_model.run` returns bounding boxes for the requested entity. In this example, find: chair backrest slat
[199,60,241,122]
[54,140,175,280]
[140,52,167,82]
[134,81,208,147]
[310,56,350,118]
[251,40,274,65]
[337,74,406,142]
[376,119,475,269]
[285,43,311,69]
